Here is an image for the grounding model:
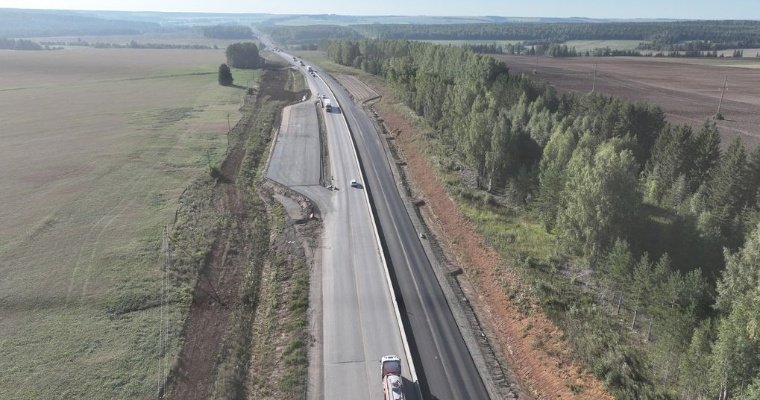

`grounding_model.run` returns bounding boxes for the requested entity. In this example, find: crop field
[563,39,645,52]
[498,55,760,146]
[0,47,251,398]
